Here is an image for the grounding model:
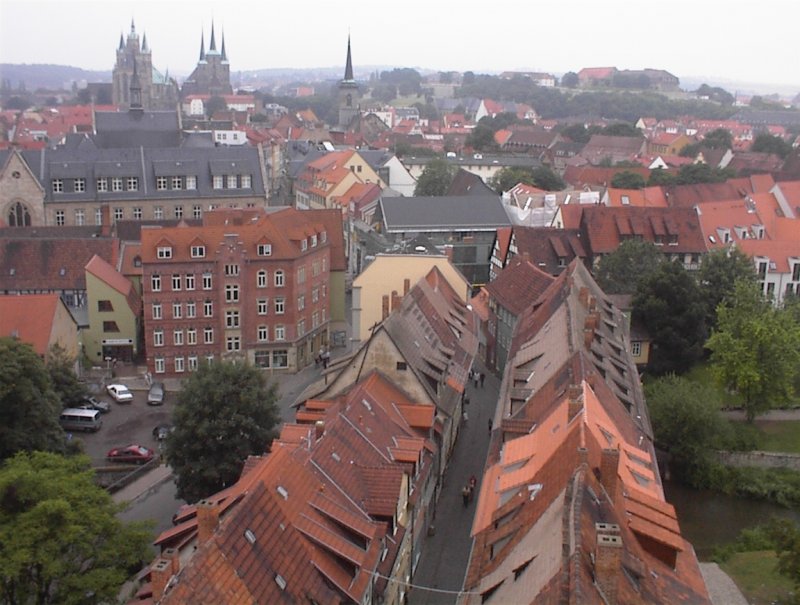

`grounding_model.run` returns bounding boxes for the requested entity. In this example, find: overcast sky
[0,0,797,93]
